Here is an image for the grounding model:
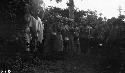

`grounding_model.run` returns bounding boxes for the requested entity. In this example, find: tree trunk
[68,0,78,55]
[68,0,74,20]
